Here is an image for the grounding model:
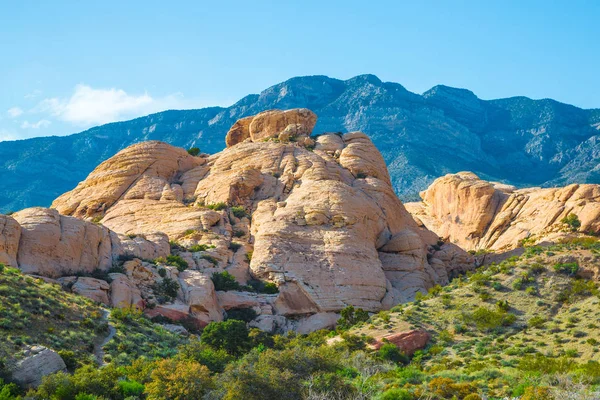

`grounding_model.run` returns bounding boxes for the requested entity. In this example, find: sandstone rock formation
[2,109,474,333]
[0,207,168,278]
[225,108,317,147]
[11,346,66,388]
[406,172,600,251]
